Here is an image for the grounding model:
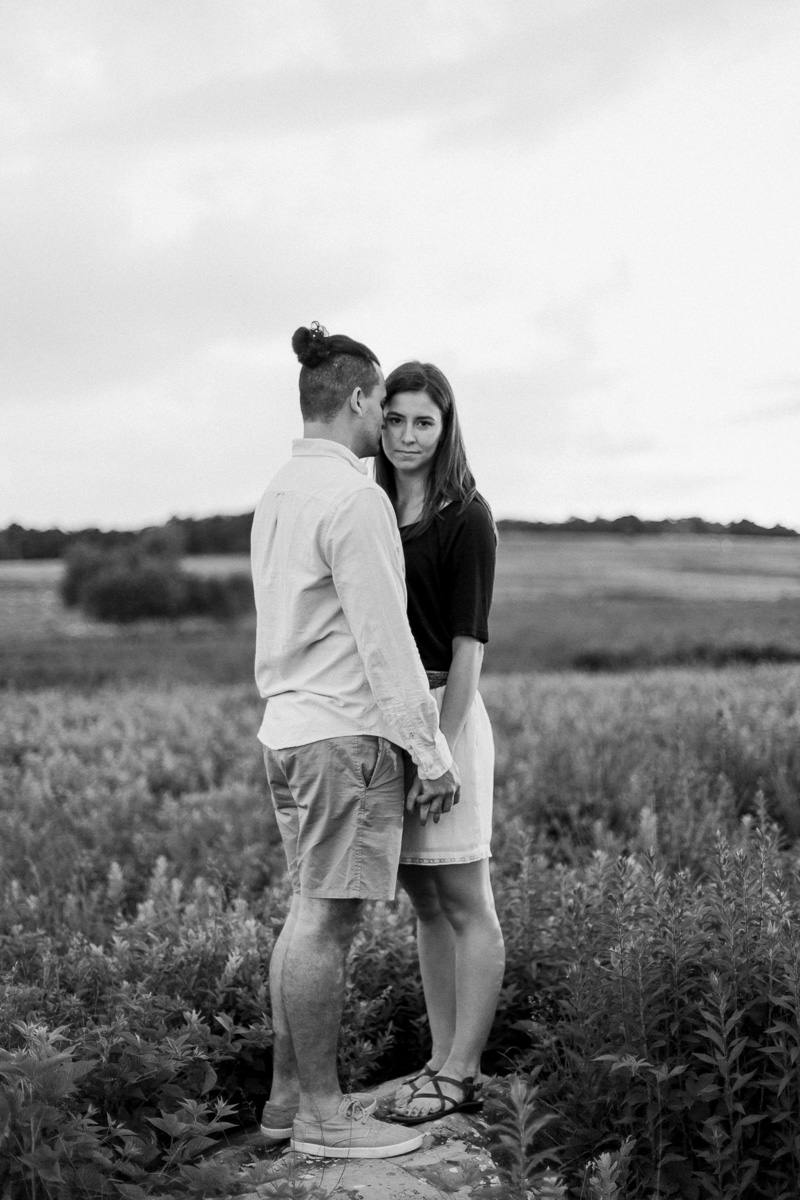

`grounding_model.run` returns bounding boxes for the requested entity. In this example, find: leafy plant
[3,669,800,1195]
[482,1069,563,1197]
